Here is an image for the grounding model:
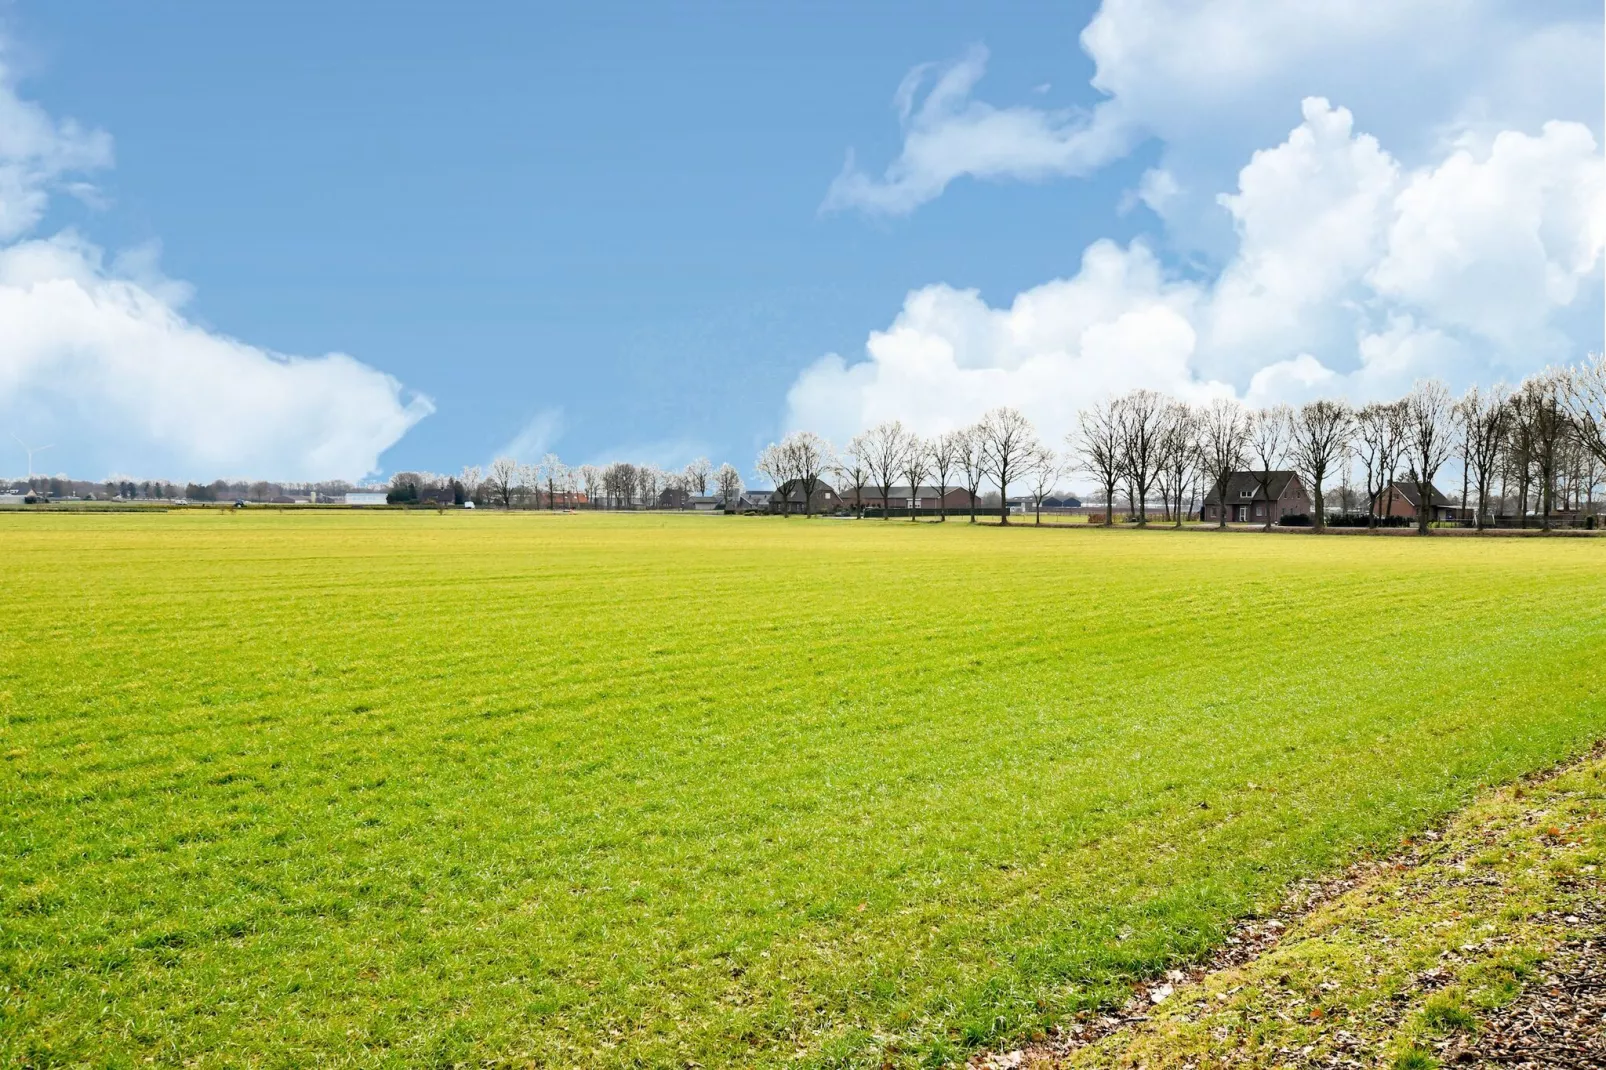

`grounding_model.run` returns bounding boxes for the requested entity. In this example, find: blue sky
[1,1,1601,482]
